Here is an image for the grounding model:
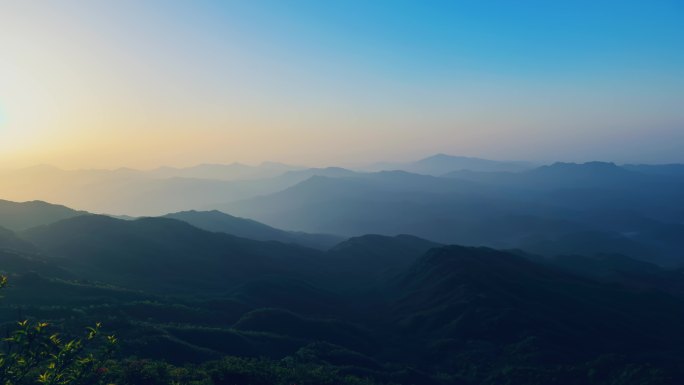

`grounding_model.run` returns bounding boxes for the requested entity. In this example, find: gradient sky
[1,0,683,169]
